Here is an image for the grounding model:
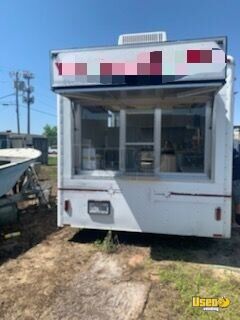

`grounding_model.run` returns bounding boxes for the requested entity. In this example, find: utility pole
[23,72,34,135]
[9,71,25,134]
[15,72,20,134]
